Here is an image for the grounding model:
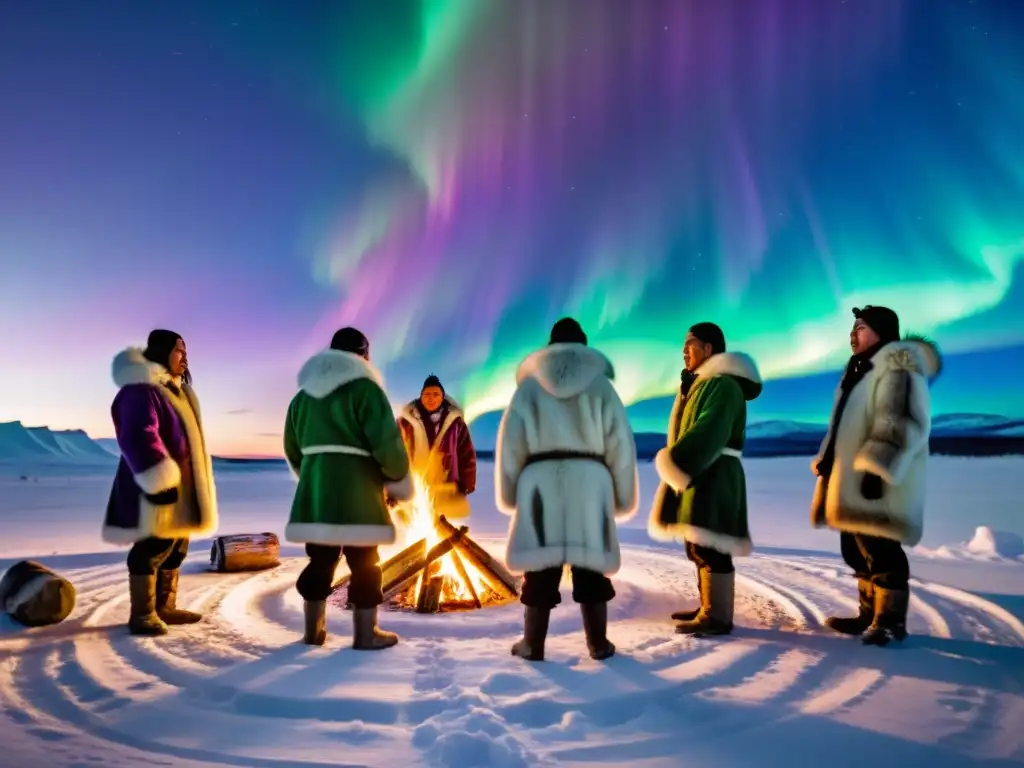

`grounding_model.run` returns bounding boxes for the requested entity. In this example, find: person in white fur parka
[495,318,639,662]
[811,306,942,647]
